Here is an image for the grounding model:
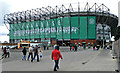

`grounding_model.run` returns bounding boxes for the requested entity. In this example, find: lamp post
[102,24,105,49]
[111,36,115,58]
